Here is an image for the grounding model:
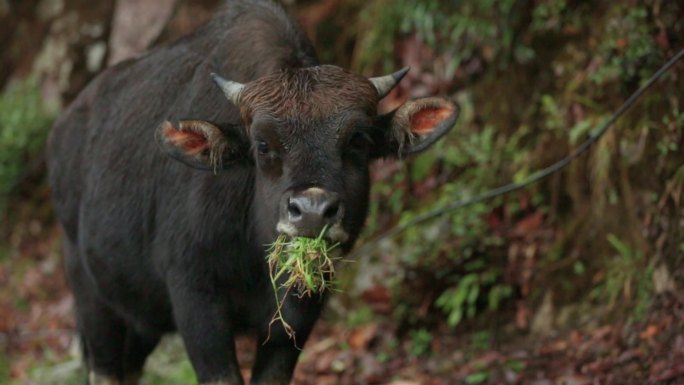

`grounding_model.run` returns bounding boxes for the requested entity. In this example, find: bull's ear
[372,97,459,159]
[154,120,248,171]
